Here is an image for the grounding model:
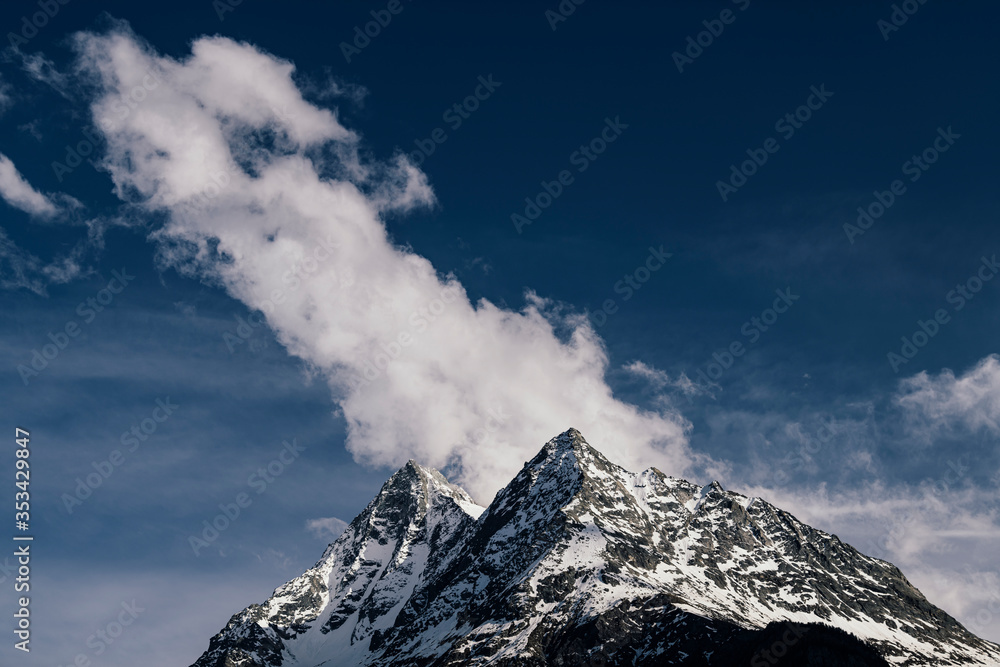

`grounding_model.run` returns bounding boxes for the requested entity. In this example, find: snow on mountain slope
[192,460,482,667]
[191,429,1000,667]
